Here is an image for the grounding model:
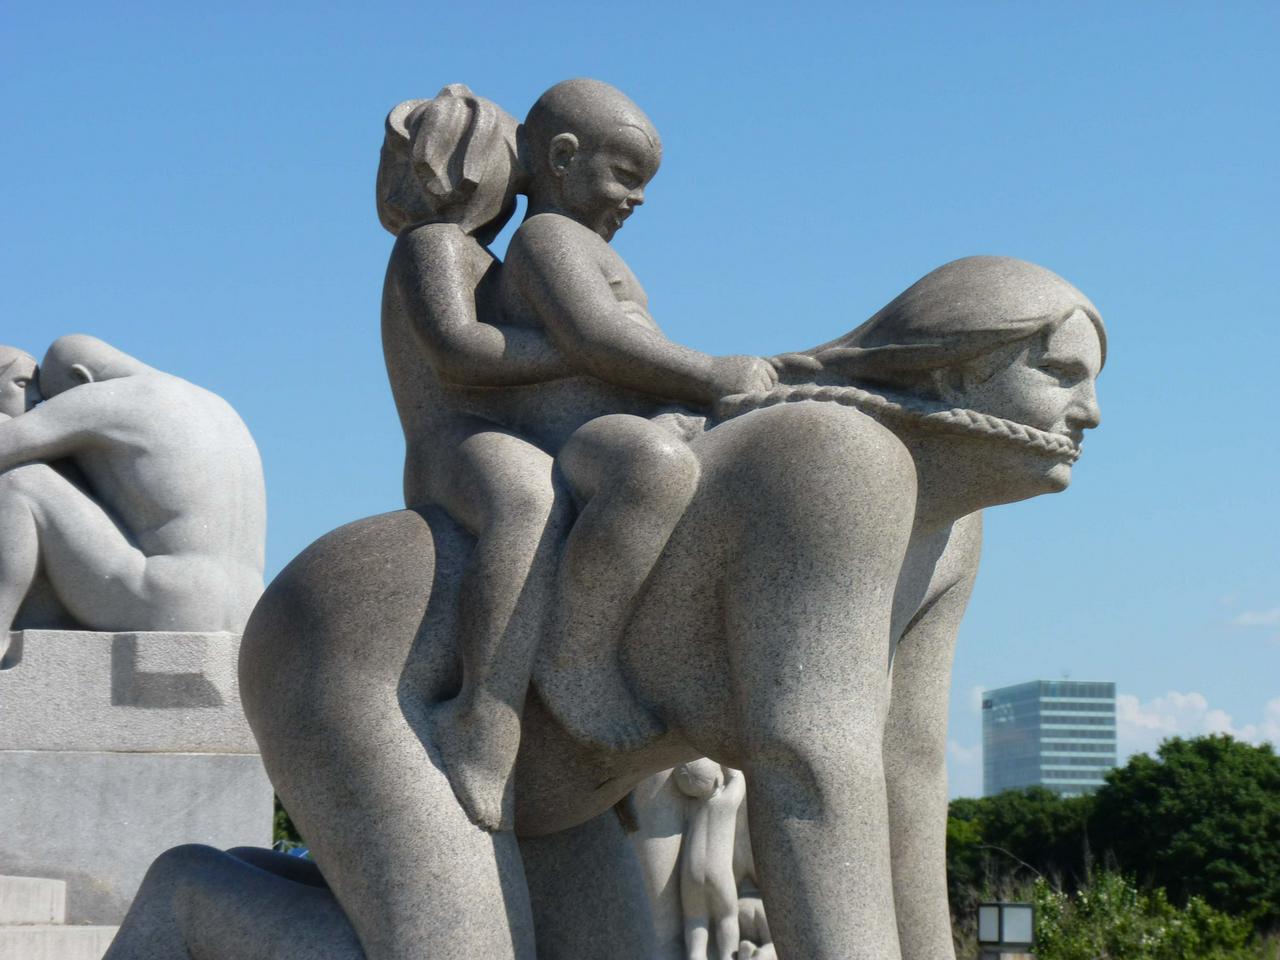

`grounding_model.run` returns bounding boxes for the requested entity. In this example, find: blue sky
[4,2,1277,796]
